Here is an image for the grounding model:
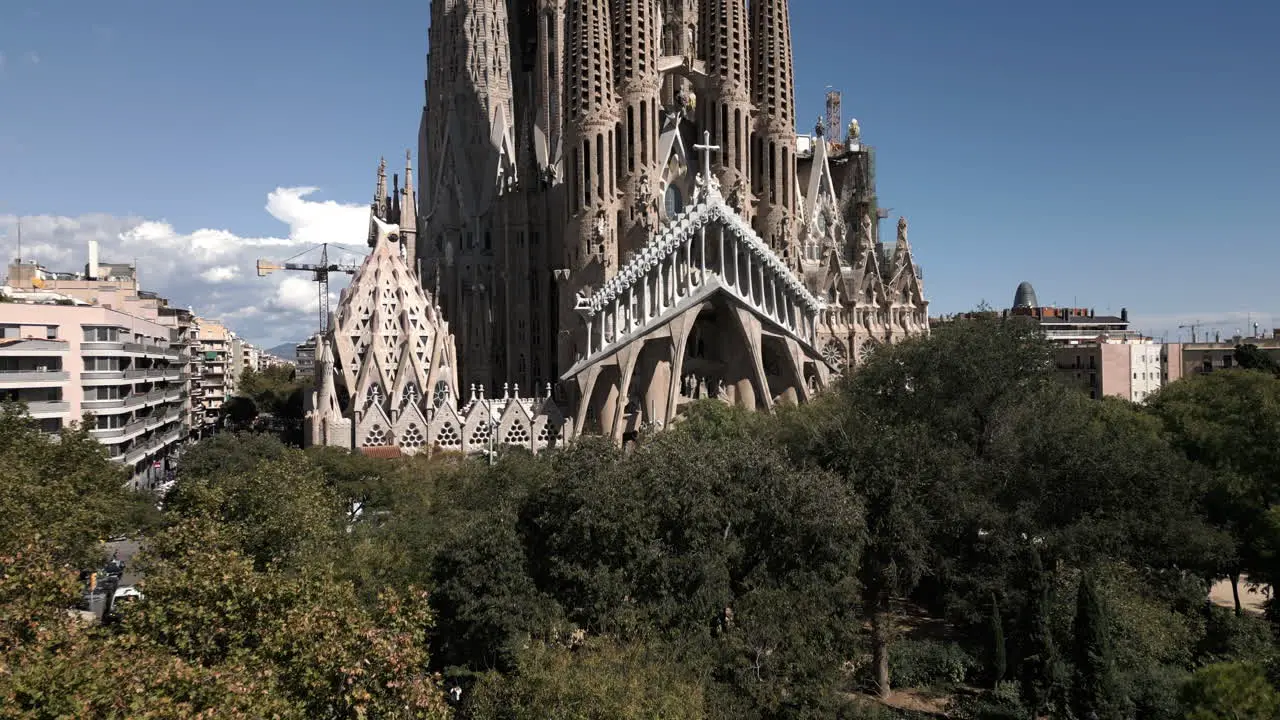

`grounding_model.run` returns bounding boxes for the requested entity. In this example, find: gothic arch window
[664,184,683,219]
